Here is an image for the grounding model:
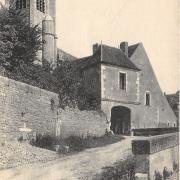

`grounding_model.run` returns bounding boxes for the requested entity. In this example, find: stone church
[6,0,76,67]
[4,0,177,137]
